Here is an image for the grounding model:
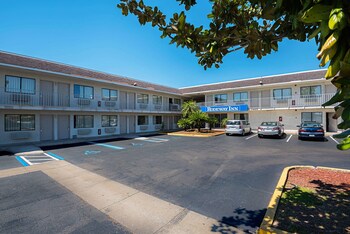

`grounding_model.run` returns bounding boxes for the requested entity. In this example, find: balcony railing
[0,89,181,112]
[197,93,336,110]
